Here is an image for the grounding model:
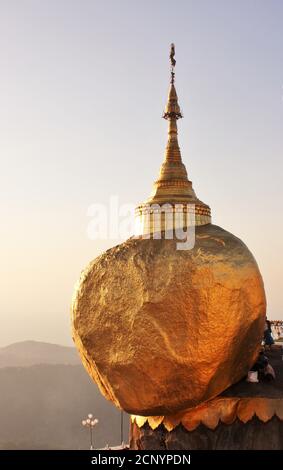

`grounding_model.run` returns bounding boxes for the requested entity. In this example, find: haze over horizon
[1,0,282,347]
